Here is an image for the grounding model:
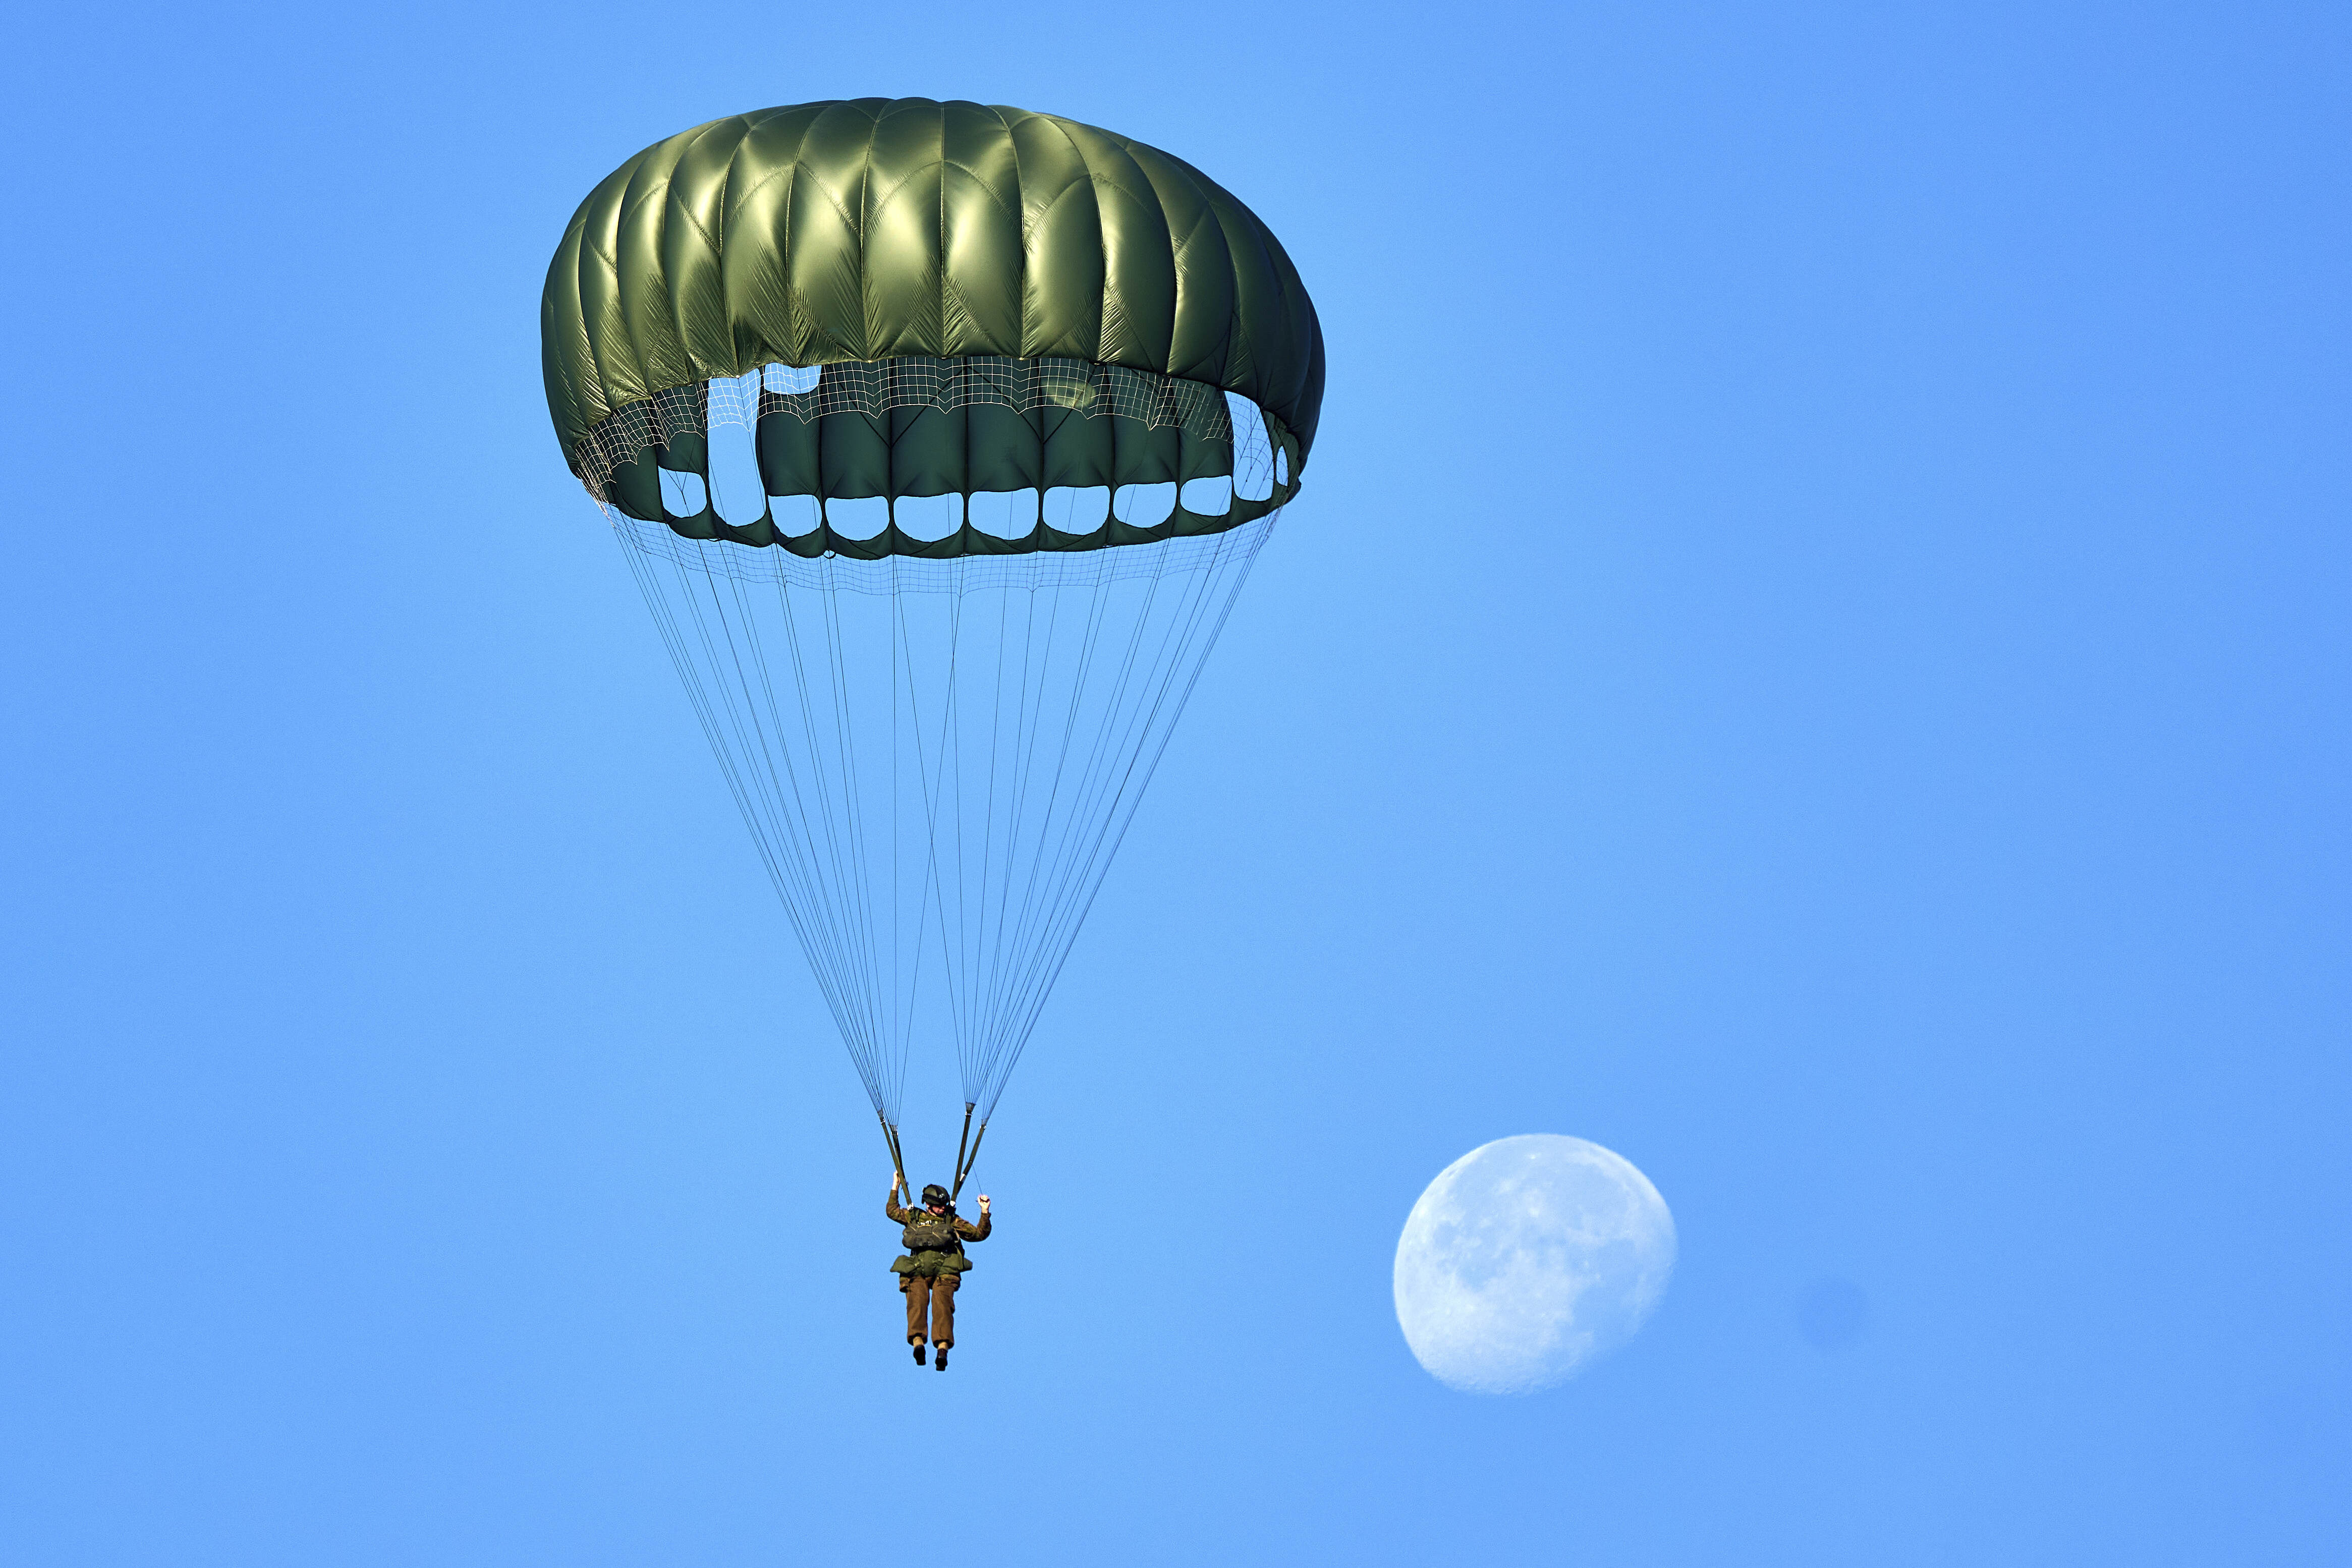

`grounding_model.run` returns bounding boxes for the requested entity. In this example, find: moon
[1393,1134,1676,1394]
